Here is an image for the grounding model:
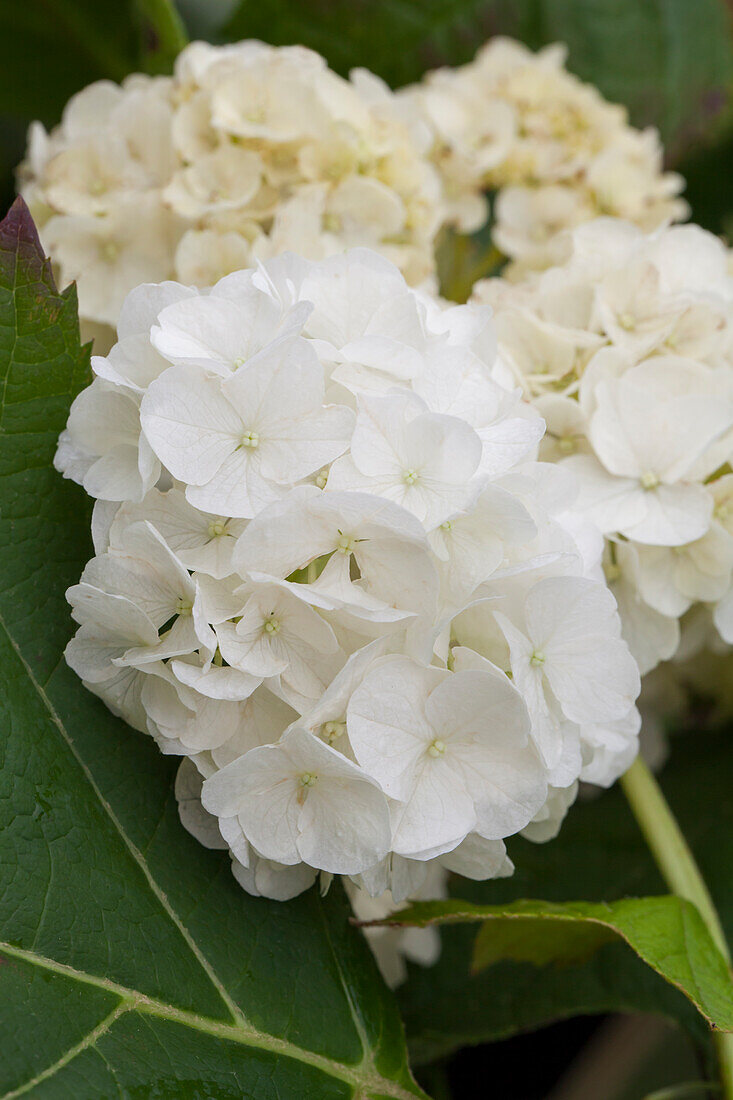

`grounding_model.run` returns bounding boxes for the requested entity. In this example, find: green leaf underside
[0,196,424,1099]
[376,896,733,1034]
